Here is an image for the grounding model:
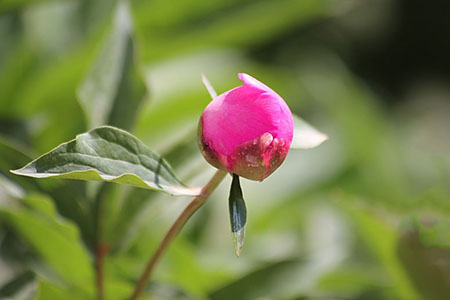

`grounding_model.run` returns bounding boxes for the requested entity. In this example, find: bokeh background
[0,0,449,299]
